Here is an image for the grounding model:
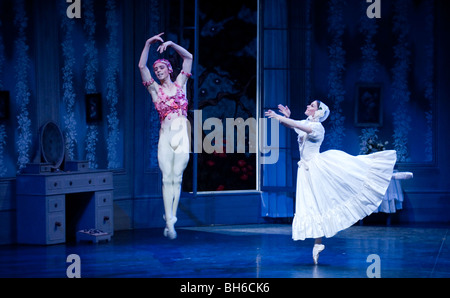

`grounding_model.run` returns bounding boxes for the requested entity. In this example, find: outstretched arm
[278,104,291,118]
[157,41,193,86]
[265,110,313,134]
[277,104,292,128]
[138,33,164,93]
